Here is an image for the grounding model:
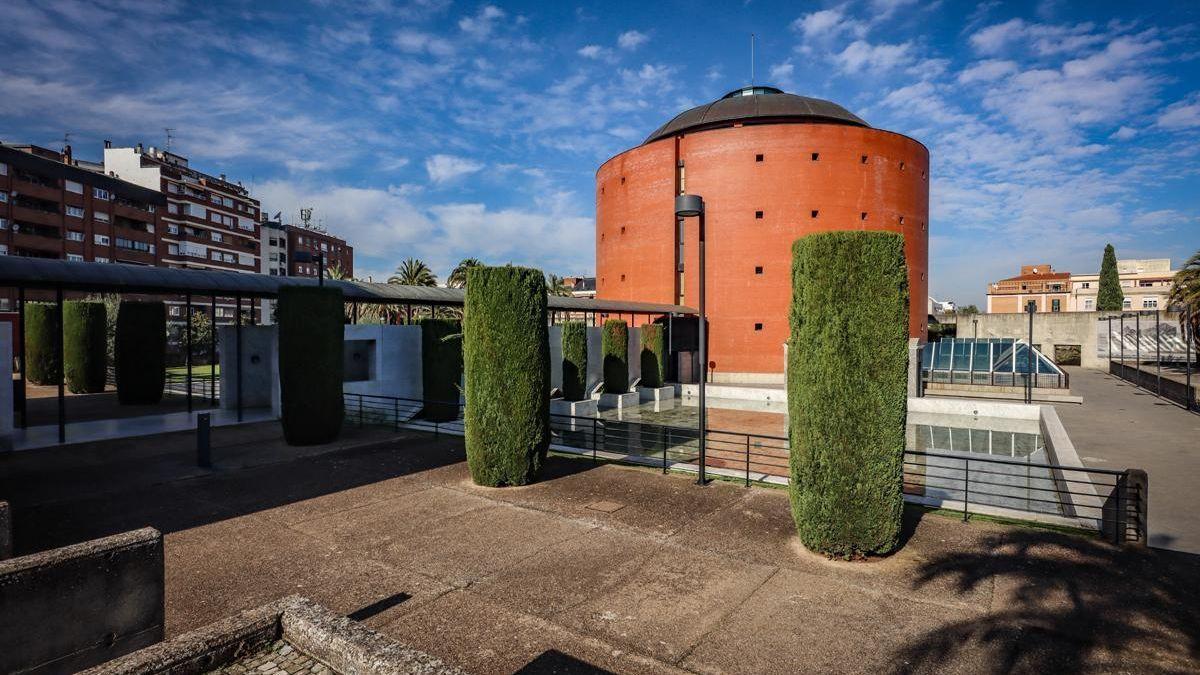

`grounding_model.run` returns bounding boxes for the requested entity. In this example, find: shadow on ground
[890,529,1200,673]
